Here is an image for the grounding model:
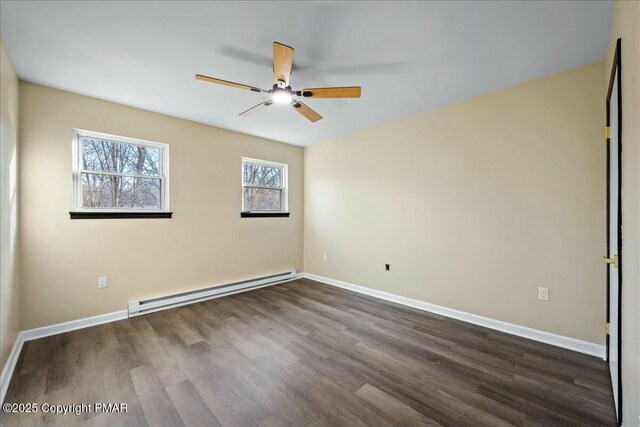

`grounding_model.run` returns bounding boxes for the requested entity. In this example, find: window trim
[241,157,289,215]
[71,129,171,214]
